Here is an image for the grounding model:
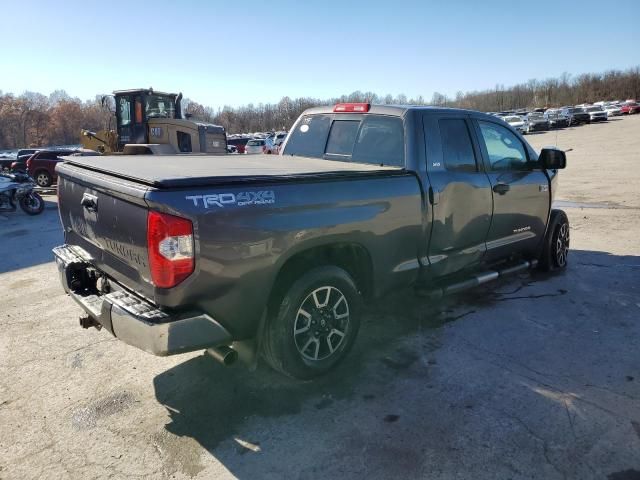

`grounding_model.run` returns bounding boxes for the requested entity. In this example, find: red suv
[25,149,99,187]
